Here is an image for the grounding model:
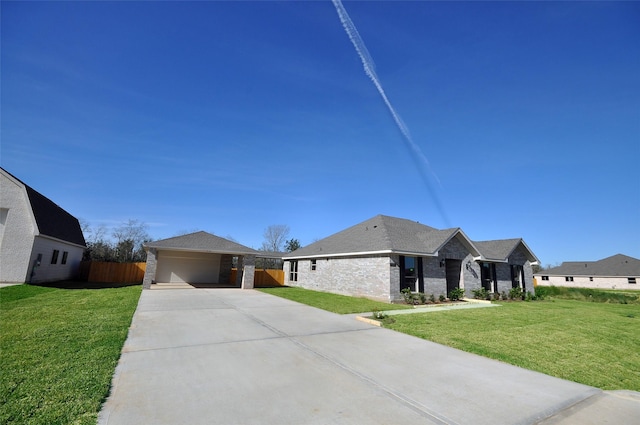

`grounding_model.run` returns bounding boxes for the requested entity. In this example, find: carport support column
[142,248,157,290]
[241,254,256,289]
